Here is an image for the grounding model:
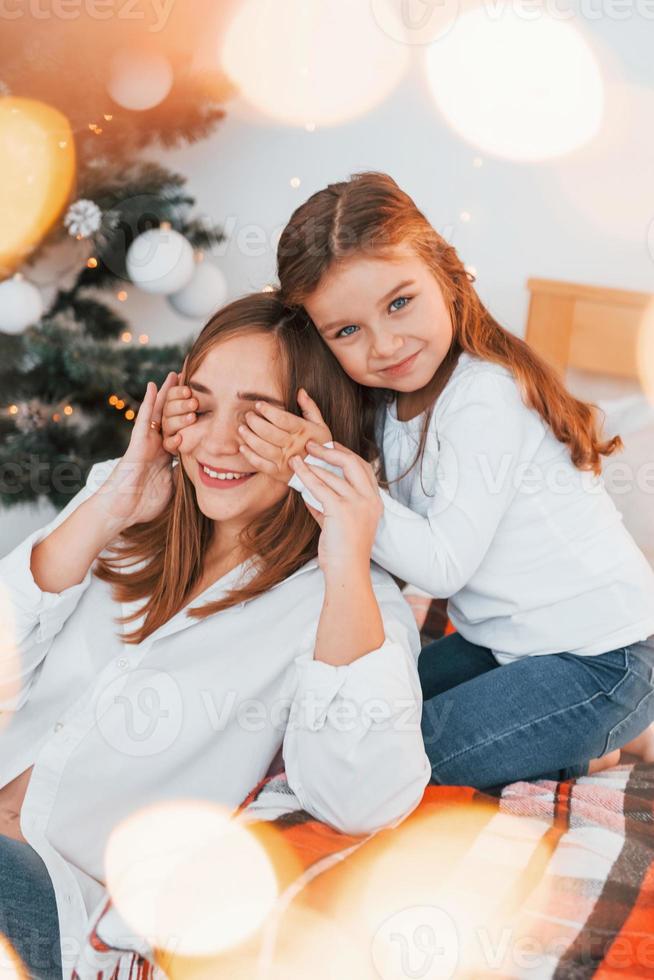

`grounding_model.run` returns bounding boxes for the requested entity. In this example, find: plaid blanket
[73,761,654,980]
